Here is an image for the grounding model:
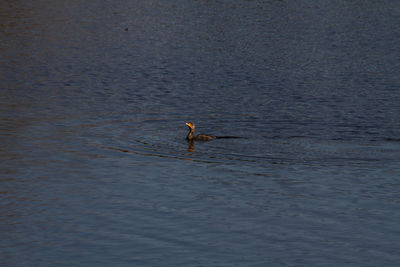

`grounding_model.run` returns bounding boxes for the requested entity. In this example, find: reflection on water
[187,140,195,153]
[1,0,400,266]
